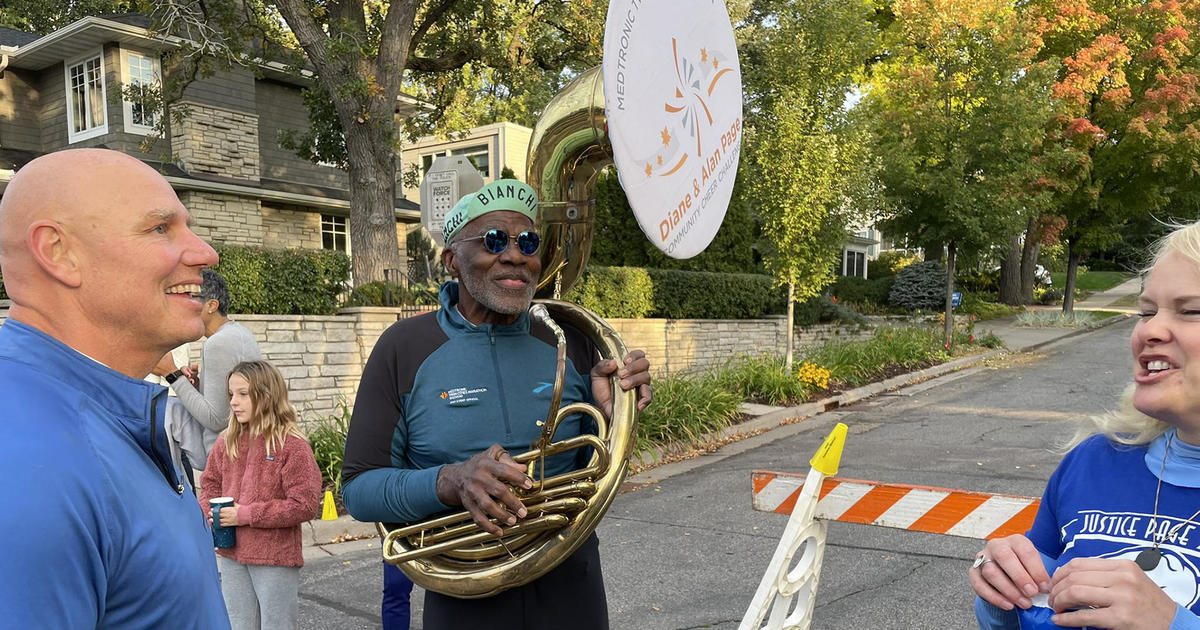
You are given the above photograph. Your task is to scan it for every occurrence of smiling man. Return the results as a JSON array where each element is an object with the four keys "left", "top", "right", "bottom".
[
  {"left": 0, "top": 149, "right": 230, "bottom": 628},
  {"left": 342, "top": 178, "right": 653, "bottom": 630}
]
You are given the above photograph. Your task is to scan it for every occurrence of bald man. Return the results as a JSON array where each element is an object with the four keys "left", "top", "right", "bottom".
[{"left": 0, "top": 149, "right": 231, "bottom": 628}]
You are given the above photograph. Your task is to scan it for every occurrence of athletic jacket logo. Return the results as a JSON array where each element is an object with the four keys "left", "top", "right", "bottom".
[
  {"left": 532, "top": 382, "right": 553, "bottom": 394},
  {"left": 442, "top": 386, "right": 488, "bottom": 406}
]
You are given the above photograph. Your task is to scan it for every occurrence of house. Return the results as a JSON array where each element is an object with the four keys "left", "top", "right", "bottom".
[
  {"left": 400, "top": 121, "right": 533, "bottom": 200},
  {"left": 0, "top": 14, "right": 426, "bottom": 260}
]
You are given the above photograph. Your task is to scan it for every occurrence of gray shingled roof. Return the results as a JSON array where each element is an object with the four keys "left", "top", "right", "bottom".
[{"left": 0, "top": 26, "right": 39, "bottom": 48}]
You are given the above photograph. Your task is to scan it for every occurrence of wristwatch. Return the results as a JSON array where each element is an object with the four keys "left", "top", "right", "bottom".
[{"left": 164, "top": 369, "right": 184, "bottom": 384}]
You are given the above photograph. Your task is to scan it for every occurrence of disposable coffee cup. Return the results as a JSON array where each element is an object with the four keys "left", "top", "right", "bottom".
[{"left": 210, "top": 497, "right": 236, "bottom": 549}]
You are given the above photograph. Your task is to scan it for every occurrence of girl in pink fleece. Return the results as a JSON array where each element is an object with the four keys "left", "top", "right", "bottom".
[{"left": 200, "top": 360, "right": 322, "bottom": 630}]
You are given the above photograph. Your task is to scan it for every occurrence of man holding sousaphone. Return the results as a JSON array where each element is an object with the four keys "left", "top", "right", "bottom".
[{"left": 341, "top": 178, "right": 652, "bottom": 630}]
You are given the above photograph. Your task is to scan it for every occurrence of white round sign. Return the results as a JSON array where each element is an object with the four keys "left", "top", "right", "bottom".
[{"left": 603, "top": 0, "right": 743, "bottom": 259}]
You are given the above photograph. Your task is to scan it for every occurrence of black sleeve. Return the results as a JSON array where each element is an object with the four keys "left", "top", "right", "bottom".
[{"left": 341, "top": 312, "right": 447, "bottom": 487}]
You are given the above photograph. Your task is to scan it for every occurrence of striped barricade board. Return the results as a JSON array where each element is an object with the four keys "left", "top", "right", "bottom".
[{"left": 751, "top": 470, "right": 1040, "bottom": 540}]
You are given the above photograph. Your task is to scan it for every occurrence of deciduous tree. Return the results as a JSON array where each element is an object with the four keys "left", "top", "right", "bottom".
[
  {"left": 865, "top": 0, "right": 1053, "bottom": 342},
  {"left": 1029, "top": 0, "right": 1200, "bottom": 314}
]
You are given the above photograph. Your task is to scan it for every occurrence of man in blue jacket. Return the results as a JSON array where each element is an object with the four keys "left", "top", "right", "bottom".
[
  {"left": 342, "top": 179, "right": 653, "bottom": 630},
  {"left": 0, "top": 149, "right": 231, "bottom": 629}
]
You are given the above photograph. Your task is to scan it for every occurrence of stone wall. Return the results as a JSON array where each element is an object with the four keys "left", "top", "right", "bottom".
[
  {"left": 0, "top": 300, "right": 875, "bottom": 428},
  {"left": 171, "top": 102, "right": 261, "bottom": 180}
]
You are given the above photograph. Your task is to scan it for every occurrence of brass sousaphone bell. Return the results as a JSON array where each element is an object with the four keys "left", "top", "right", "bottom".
[{"left": 376, "top": 67, "right": 639, "bottom": 599}]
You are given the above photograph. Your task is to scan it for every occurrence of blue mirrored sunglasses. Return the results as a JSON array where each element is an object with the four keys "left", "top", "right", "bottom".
[{"left": 460, "top": 229, "right": 541, "bottom": 256}]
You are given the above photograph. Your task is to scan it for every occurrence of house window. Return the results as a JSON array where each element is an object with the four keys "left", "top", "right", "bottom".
[
  {"left": 122, "top": 50, "right": 161, "bottom": 133},
  {"left": 450, "top": 144, "right": 490, "bottom": 178},
  {"left": 843, "top": 250, "right": 867, "bottom": 278},
  {"left": 66, "top": 52, "right": 107, "bottom": 142},
  {"left": 322, "top": 215, "right": 349, "bottom": 253}
]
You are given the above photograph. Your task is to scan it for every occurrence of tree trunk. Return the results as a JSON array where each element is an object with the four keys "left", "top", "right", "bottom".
[
  {"left": 944, "top": 241, "right": 956, "bottom": 348},
  {"left": 926, "top": 241, "right": 945, "bottom": 263},
  {"left": 785, "top": 276, "right": 795, "bottom": 372},
  {"left": 345, "top": 127, "right": 404, "bottom": 285},
  {"left": 998, "top": 233, "right": 1022, "bottom": 305},
  {"left": 1062, "top": 241, "right": 1081, "bottom": 318},
  {"left": 1019, "top": 217, "right": 1043, "bottom": 304}
]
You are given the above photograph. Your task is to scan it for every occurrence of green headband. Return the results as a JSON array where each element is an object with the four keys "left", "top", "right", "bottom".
[{"left": 443, "top": 179, "right": 539, "bottom": 244}]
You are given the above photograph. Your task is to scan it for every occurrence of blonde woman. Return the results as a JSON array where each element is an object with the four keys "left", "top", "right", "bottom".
[
  {"left": 970, "top": 222, "right": 1200, "bottom": 630},
  {"left": 200, "top": 361, "right": 322, "bottom": 630}
]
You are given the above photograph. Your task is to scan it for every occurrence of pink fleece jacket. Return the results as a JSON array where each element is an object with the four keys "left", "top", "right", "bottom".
[{"left": 199, "top": 431, "right": 322, "bottom": 567}]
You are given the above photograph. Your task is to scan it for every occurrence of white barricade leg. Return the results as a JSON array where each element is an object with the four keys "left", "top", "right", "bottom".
[{"left": 739, "top": 423, "right": 846, "bottom": 630}]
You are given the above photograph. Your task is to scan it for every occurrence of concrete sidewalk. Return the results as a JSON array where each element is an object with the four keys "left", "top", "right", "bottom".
[{"left": 302, "top": 276, "right": 1141, "bottom": 561}]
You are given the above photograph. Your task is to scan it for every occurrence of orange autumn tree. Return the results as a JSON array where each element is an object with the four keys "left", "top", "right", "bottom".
[{"left": 1032, "top": 0, "right": 1200, "bottom": 314}]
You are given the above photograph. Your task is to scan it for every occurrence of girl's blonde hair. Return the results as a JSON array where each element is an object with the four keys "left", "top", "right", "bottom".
[
  {"left": 1067, "top": 221, "right": 1200, "bottom": 448},
  {"left": 224, "top": 360, "right": 305, "bottom": 459}
]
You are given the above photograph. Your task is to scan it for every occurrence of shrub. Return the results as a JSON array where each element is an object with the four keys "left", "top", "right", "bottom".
[
  {"left": 634, "top": 372, "right": 742, "bottom": 454},
  {"left": 564, "top": 266, "right": 782, "bottom": 319},
  {"left": 956, "top": 269, "right": 999, "bottom": 293},
  {"left": 805, "top": 327, "right": 949, "bottom": 387},
  {"left": 214, "top": 244, "right": 351, "bottom": 315},
  {"left": 714, "top": 355, "right": 816, "bottom": 406},
  {"left": 958, "top": 292, "right": 1021, "bottom": 321},
  {"left": 888, "top": 260, "right": 947, "bottom": 310},
  {"left": 343, "top": 281, "right": 439, "bottom": 307},
  {"left": 829, "top": 276, "right": 894, "bottom": 309},
  {"left": 645, "top": 268, "right": 782, "bottom": 319},
  {"left": 308, "top": 399, "right": 350, "bottom": 495},
  {"left": 563, "top": 266, "right": 655, "bottom": 318},
  {"left": 0, "top": 270, "right": 6, "bottom": 300},
  {"left": 793, "top": 294, "right": 867, "bottom": 326},
  {"left": 869, "top": 251, "right": 922, "bottom": 278},
  {"left": 1034, "top": 286, "right": 1065, "bottom": 305}
]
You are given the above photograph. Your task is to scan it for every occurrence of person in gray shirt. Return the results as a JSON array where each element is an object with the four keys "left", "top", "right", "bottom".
[{"left": 154, "top": 269, "right": 263, "bottom": 465}]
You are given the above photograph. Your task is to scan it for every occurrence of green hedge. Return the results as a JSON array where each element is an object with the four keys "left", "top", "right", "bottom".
[
  {"left": 213, "top": 244, "right": 351, "bottom": 315},
  {"left": 563, "top": 266, "right": 783, "bottom": 319},
  {"left": 562, "top": 267, "right": 655, "bottom": 318},
  {"left": 342, "top": 280, "right": 440, "bottom": 308}
]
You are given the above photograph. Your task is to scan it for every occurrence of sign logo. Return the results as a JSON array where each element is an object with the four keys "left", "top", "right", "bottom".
[
  {"left": 533, "top": 382, "right": 553, "bottom": 394},
  {"left": 604, "top": 0, "right": 743, "bottom": 259}
]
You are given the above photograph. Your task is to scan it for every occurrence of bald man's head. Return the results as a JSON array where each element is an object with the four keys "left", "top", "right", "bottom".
[
  {"left": 0, "top": 148, "right": 219, "bottom": 376},
  {"left": 0, "top": 150, "right": 169, "bottom": 256}
]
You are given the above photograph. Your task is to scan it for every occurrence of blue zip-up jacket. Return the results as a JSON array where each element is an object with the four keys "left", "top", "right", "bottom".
[
  {"left": 342, "top": 282, "right": 598, "bottom": 524},
  {"left": 0, "top": 320, "right": 230, "bottom": 629}
]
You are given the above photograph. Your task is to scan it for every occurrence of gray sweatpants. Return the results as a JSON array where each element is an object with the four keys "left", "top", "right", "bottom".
[{"left": 219, "top": 557, "right": 300, "bottom": 630}]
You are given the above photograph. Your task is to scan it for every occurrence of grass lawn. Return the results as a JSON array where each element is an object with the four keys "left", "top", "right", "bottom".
[{"left": 1049, "top": 270, "right": 1133, "bottom": 292}]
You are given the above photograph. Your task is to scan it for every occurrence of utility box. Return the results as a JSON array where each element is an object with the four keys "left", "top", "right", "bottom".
[{"left": 420, "top": 156, "right": 485, "bottom": 247}]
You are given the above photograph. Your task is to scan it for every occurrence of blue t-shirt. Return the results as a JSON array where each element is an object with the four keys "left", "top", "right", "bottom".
[{"left": 978, "top": 432, "right": 1200, "bottom": 629}]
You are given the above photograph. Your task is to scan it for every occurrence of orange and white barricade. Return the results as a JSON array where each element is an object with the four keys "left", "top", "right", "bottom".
[{"left": 741, "top": 424, "right": 1040, "bottom": 629}]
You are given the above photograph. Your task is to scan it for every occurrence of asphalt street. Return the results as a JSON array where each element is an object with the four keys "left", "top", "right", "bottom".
[{"left": 298, "top": 318, "right": 1137, "bottom": 629}]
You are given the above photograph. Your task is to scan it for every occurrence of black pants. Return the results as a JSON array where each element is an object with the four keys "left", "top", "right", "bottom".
[{"left": 423, "top": 533, "right": 608, "bottom": 630}]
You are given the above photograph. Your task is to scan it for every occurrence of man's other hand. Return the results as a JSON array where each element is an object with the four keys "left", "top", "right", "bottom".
[
  {"left": 436, "top": 444, "right": 534, "bottom": 536},
  {"left": 591, "top": 349, "right": 653, "bottom": 418}
]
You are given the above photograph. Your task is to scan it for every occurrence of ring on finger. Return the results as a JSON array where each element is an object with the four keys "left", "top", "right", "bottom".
[
  {"left": 972, "top": 554, "right": 993, "bottom": 569},
  {"left": 493, "top": 449, "right": 509, "bottom": 461}
]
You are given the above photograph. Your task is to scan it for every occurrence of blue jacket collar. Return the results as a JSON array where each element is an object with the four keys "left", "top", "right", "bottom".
[
  {"left": 0, "top": 319, "right": 181, "bottom": 489},
  {"left": 438, "top": 281, "right": 531, "bottom": 336}
]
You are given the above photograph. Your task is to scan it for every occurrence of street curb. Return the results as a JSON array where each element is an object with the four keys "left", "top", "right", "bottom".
[{"left": 305, "top": 312, "right": 1133, "bottom": 551}]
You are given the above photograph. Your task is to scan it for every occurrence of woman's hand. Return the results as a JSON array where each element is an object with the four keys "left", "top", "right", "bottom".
[
  {"left": 217, "top": 503, "right": 241, "bottom": 527},
  {"left": 968, "top": 534, "right": 1052, "bottom": 610},
  {"left": 1047, "top": 557, "right": 1175, "bottom": 629}
]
